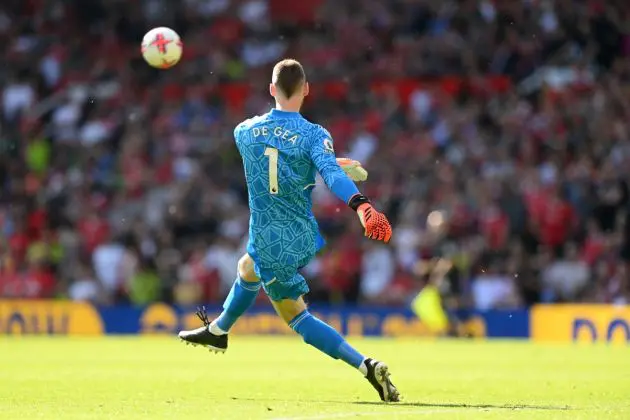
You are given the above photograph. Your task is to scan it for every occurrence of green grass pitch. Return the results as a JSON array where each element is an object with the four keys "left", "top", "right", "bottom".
[{"left": 1, "top": 336, "right": 628, "bottom": 419}]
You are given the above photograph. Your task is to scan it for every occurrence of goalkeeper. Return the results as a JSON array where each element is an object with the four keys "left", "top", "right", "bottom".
[{"left": 178, "top": 58, "right": 399, "bottom": 402}]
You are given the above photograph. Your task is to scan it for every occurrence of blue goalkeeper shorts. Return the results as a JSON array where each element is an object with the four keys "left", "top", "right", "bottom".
[
  {"left": 247, "top": 235, "right": 324, "bottom": 301},
  {"left": 255, "top": 257, "right": 312, "bottom": 301}
]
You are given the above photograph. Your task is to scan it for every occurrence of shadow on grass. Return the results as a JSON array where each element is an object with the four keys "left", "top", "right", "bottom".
[
  {"left": 349, "top": 401, "right": 571, "bottom": 410},
  {"left": 230, "top": 397, "right": 571, "bottom": 411}
]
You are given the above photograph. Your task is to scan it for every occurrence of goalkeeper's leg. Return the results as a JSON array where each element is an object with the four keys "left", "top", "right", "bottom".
[
  {"left": 270, "top": 294, "right": 400, "bottom": 402},
  {"left": 178, "top": 254, "right": 261, "bottom": 352}
]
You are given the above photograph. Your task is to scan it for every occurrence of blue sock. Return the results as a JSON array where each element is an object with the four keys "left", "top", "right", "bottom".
[
  {"left": 215, "top": 276, "right": 261, "bottom": 332},
  {"left": 289, "top": 310, "right": 365, "bottom": 369}
]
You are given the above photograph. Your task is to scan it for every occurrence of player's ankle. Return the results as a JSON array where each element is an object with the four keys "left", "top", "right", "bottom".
[
  {"left": 209, "top": 320, "right": 228, "bottom": 336},
  {"left": 358, "top": 358, "right": 369, "bottom": 376}
]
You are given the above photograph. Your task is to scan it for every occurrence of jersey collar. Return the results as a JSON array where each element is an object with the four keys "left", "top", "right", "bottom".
[{"left": 270, "top": 108, "right": 302, "bottom": 118}]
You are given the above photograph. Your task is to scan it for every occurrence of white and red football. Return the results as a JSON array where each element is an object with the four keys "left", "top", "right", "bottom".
[{"left": 141, "top": 27, "right": 183, "bottom": 69}]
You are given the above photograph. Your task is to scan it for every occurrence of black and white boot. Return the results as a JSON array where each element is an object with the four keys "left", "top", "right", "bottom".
[
  {"left": 364, "top": 358, "right": 400, "bottom": 402},
  {"left": 178, "top": 306, "right": 228, "bottom": 353}
]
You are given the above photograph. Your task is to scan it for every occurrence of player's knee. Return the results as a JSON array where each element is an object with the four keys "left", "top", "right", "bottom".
[
  {"left": 237, "top": 254, "right": 258, "bottom": 283},
  {"left": 282, "top": 307, "right": 304, "bottom": 325},
  {"left": 273, "top": 297, "right": 307, "bottom": 324}
]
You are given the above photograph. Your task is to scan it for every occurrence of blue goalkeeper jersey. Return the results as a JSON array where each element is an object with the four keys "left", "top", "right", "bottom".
[{"left": 234, "top": 108, "right": 359, "bottom": 276}]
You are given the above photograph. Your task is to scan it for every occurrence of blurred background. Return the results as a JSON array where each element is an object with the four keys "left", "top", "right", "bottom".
[{"left": 1, "top": 0, "right": 629, "bottom": 313}]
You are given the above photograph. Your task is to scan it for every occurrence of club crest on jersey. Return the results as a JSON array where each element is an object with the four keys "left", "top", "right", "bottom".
[{"left": 323, "top": 138, "right": 334, "bottom": 153}]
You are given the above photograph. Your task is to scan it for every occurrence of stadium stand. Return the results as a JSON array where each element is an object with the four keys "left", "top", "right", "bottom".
[{"left": 1, "top": 0, "right": 629, "bottom": 308}]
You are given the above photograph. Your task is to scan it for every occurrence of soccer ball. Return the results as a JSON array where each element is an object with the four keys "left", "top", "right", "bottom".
[{"left": 141, "top": 27, "right": 183, "bottom": 69}]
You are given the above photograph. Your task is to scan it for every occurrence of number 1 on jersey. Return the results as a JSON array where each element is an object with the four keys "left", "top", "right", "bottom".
[{"left": 264, "top": 147, "right": 279, "bottom": 194}]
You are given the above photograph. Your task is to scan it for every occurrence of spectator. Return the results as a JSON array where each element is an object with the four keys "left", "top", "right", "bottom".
[
  {"left": 472, "top": 262, "right": 521, "bottom": 311},
  {"left": 360, "top": 242, "right": 395, "bottom": 304},
  {"left": 92, "top": 238, "right": 125, "bottom": 295},
  {"left": 541, "top": 243, "right": 590, "bottom": 302},
  {"left": 2, "top": 75, "right": 35, "bottom": 122},
  {"left": 68, "top": 265, "right": 102, "bottom": 303},
  {"left": 128, "top": 259, "right": 161, "bottom": 305}
]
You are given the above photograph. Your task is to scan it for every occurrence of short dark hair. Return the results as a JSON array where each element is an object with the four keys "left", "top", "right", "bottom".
[{"left": 272, "top": 59, "right": 306, "bottom": 99}]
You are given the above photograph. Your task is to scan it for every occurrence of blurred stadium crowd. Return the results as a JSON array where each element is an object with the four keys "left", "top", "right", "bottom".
[{"left": 1, "top": 0, "right": 630, "bottom": 309}]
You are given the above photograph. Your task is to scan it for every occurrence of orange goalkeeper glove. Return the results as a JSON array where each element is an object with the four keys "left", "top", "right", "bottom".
[
  {"left": 348, "top": 194, "right": 392, "bottom": 243},
  {"left": 357, "top": 203, "right": 393, "bottom": 242}
]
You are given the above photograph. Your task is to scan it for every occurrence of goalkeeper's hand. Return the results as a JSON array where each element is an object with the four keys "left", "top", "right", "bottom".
[
  {"left": 351, "top": 199, "right": 392, "bottom": 243},
  {"left": 337, "top": 158, "right": 368, "bottom": 182},
  {"left": 357, "top": 203, "right": 392, "bottom": 243}
]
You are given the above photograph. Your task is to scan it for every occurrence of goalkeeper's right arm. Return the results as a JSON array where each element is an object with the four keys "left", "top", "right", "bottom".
[{"left": 309, "top": 129, "right": 392, "bottom": 243}]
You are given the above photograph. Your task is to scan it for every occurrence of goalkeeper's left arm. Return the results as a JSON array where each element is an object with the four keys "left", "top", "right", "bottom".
[
  {"left": 337, "top": 158, "right": 368, "bottom": 182},
  {"left": 309, "top": 130, "right": 392, "bottom": 243}
]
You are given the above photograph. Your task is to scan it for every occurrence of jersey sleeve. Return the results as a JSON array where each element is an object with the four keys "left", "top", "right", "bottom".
[{"left": 308, "top": 126, "right": 359, "bottom": 203}]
